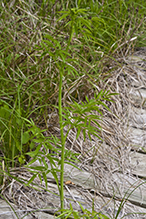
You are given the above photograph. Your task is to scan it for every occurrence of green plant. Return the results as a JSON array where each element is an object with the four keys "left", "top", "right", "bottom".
[
  {"left": 24, "top": 3, "right": 117, "bottom": 214},
  {"left": 55, "top": 179, "right": 146, "bottom": 219},
  {"left": 0, "top": 100, "right": 28, "bottom": 167},
  {"left": 25, "top": 118, "right": 79, "bottom": 189},
  {"left": 56, "top": 203, "right": 110, "bottom": 219},
  {"left": 0, "top": 0, "right": 146, "bottom": 218}
]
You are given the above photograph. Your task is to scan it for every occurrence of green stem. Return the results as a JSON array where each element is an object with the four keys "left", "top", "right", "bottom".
[
  {"left": 58, "top": 15, "right": 74, "bottom": 212},
  {"left": 59, "top": 68, "right": 65, "bottom": 210}
]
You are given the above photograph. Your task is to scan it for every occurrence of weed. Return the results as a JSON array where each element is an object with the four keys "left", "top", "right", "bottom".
[{"left": 0, "top": 0, "right": 146, "bottom": 218}]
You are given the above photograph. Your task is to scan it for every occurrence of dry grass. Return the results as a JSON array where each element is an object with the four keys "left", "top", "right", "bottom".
[
  {"left": 1, "top": 48, "right": 146, "bottom": 218},
  {"left": 1, "top": 0, "right": 146, "bottom": 218}
]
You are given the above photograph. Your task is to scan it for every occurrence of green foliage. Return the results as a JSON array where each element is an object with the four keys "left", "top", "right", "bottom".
[
  {"left": 63, "top": 90, "right": 117, "bottom": 141},
  {"left": 56, "top": 203, "right": 110, "bottom": 219},
  {"left": 0, "top": 101, "right": 27, "bottom": 167},
  {"left": 25, "top": 127, "right": 79, "bottom": 190},
  {"left": 0, "top": 0, "right": 146, "bottom": 218}
]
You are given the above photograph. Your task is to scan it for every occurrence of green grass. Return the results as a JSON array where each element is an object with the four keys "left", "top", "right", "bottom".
[{"left": 0, "top": 0, "right": 146, "bottom": 218}]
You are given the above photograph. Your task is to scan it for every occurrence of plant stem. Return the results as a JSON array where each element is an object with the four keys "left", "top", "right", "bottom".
[
  {"left": 59, "top": 67, "right": 65, "bottom": 210},
  {"left": 58, "top": 13, "right": 75, "bottom": 212}
]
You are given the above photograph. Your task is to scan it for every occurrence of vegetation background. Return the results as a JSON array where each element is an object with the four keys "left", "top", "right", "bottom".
[{"left": 0, "top": 0, "right": 146, "bottom": 218}]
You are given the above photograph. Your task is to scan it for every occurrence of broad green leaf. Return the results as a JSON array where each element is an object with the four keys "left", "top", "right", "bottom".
[
  {"left": 26, "top": 144, "right": 41, "bottom": 157},
  {"left": 72, "top": 211, "right": 79, "bottom": 218},
  {"left": 15, "top": 141, "right": 21, "bottom": 151},
  {"left": 16, "top": 117, "right": 22, "bottom": 126},
  {"left": 22, "top": 132, "right": 30, "bottom": 144},
  {"left": 30, "top": 141, "right": 35, "bottom": 150}
]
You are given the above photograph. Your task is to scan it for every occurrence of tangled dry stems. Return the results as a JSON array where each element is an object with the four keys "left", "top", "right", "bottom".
[{"left": 1, "top": 1, "right": 146, "bottom": 218}]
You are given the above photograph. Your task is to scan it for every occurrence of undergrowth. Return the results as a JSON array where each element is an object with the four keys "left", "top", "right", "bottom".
[{"left": 0, "top": 0, "right": 146, "bottom": 218}]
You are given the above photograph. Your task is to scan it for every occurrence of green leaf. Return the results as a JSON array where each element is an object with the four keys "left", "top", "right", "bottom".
[
  {"left": 22, "top": 132, "right": 30, "bottom": 144},
  {"left": 29, "top": 166, "right": 46, "bottom": 171},
  {"left": 46, "top": 154, "right": 57, "bottom": 167},
  {"left": 33, "top": 137, "right": 44, "bottom": 143},
  {"left": 79, "top": 202, "right": 85, "bottom": 213},
  {"left": 96, "top": 89, "right": 103, "bottom": 99},
  {"left": 87, "top": 132, "right": 92, "bottom": 141},
  {"left": 25, "top": 157, "right": 37, "bottom": 167},
  {"left": 43, "top": 40, "right": 53, "bottom": 47},
  {"left": 64, "top": 162, "right": 81, "bottom": 170},
  {"left": 16, "top": 117, "right": 22, "bottom": 126},
  {"left": 76, "top": 127, "right": 81, "bottom": 139},
  {"left": 41, "top": 157, "right": 48, "bottom": 169},
  {"left": 83, "top": 129, "right": 86, "bottom": 141},
  {"left": 57, "top": 13, "right": 69, "bottom": 22},
  {"left": 44, "top": 34, "right": 61, "bottom": 48},
  {"left": 26, "top": 173, "right": 37, "bottom": 186},
  {"left": 72, "top": 211, "right": 79, "bottom": 219},
  {"left": 18, "top": 155, "right": 25, "bottom": 165},
  {"left": 42, "top": 172, "right": 48, "bottom": 189},
  {"left": 26, "top": 144, "right": 41, "bottom": 157},
  {"left": 38, "top": 173, "right": 42, "bottom": 184},
  {"left": 30, "top": 141, "right": 35, "bottom": 150},
  {"left": 51, "top": 170, "right": 59, "bottom": 190},
  {"left": 98, "top": 213, "right": 110, "bottom": 219}
]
